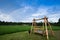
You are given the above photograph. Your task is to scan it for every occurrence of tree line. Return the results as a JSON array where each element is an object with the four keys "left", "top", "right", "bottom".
[{"left": 0, "top": 18, "right": 60, "bottom": 26}]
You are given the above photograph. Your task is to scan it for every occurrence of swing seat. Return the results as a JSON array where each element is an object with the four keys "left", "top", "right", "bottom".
[
  {"left": 33, "top": 28, "right": 44, "bottom": 34},
  {"left": 34, "top": 30, "right": 43, "bottom": 34},
  {"left": 34, "top": 27, "right": 44, "bottom": 30}
]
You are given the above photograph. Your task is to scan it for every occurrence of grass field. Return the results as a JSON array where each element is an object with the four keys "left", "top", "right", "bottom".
[
  {"left": 0, "top": 25, "right": 31, "bottom": 35},
  {"left": 0, "top": 31, "right": 60, "bottom": 40},
  {"left": 0, "top": 25, "right": 60, "bottom": 35},
  {"left": 0, "top": 25, "right": 60, "bottom": 40}
]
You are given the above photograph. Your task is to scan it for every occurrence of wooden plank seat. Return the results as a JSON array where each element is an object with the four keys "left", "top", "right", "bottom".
[{"left": 33, "top": 27, "right": 44, "bottom": 34}]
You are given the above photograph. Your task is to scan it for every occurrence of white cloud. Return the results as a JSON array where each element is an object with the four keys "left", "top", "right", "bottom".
[
  {"left": 0, "top": 6, "right": 60, "bottom": 22},
  {"left": 0, "top": 11, "right": 14, "bottom": 22},
  {"left": 32, "top": 13, "right": 41, "bottom": 16},
  {"left": 30, "top": 6, "right": 60, "bottom": 22},
  {"left": 46, "top": 6, "right": 60, "bottom": 22},
  {"left": 0, "top": 6, "right": 34, "bottom": 22},
  {"left": 0, "top": 14, "right": 14, "bottom": 22},
  {"left": 48, "top": 13, "right": 60, "bottom": 22},
  {"left": 10, "top": 6, "right": 33, "bottom": 14},
  {"left": 9, "top": 6, "right": 35, "bottom": 22},
  {"left": 32, "top": 7, "right": 48, "bottom": 17}
]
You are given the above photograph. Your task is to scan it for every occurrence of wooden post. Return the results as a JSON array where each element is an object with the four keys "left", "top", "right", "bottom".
[
  {"left": 42, "top": 22, "right": 45, "bottom": 36},
  {"left": 44, "top": 16, "right": 49, "bottom": 40},
  {"left": 47, "top": 21, "right": 54, "bottom": 36},
  {"left": 30, "top": 21, "right": 33, "bottom": 34},
  {"left": 31, "top": 19, "right": 36, "bottom": 34}
]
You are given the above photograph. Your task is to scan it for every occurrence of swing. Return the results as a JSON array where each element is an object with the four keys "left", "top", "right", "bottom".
[
  {"left": 30, "top": 16, "right": 54, "bottom": 40},
  {"left": 32, "top": 19, "right": 44, "bottom": 34}
]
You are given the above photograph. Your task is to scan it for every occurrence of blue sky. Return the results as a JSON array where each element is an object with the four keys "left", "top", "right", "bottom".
[{"left": 0, "top": 0, "right": 60, "bottom": 22}]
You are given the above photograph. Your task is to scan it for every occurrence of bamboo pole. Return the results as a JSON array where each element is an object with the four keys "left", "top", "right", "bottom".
[
  {"left": 42, "top": 22, "right": 45, "bottom": 36},
  {"left": 47, "top": 21, "right": 54, "bottom": 36},
  {"left": 30, "top": 21, "right": 33, "bottom": 34},
  {"left": 44, "top": 17, "right": 49, "bottom": 40},
  {"left": 32, "top": 19, "right": 36, "bottom": 32}
]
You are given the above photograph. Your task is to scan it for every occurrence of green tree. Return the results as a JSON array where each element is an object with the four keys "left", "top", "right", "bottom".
[{"left": 58, "top": 18, "right": 60, "bottom": 23}]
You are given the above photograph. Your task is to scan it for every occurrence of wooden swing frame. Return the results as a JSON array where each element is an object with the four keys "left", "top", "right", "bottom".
[{"left": 30, "top": 16, "right": 54, "bottom": 40}]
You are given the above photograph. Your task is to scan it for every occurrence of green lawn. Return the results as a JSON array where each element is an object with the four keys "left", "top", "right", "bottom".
[
  {"left": 0, "top": 31, "right": 60, "bottom": 40},
  {"left": 0, "top": 25, "right": 60, "bottom": 35},
  {"left": 51, "top": 26, "right": 60, "bottom": 30},
  {"left": 0, "top": 25, "right": 60, "bottom": 40},
  {"left": 0, "top": 25, "right": 31, "bottom": 35}
]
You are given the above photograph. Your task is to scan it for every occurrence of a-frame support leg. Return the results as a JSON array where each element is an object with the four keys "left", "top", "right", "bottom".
[
  {"left": 47, "top": 22, "right": 54, "bottom": 36},
  {"left": 44, "top": 17, "right": 49, "bottom": 40}
]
